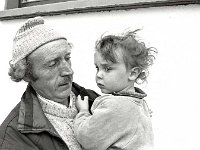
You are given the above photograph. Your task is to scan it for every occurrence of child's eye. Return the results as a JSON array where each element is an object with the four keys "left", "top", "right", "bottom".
[
  {"left": 95, "top": 65, "right": 99, "bottom": 71},
  {"left": 105, "top": 67, "right": 112, "bottom": 72}
]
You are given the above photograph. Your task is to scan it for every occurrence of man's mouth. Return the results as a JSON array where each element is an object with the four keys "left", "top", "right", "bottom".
[
  {"left": 59, "top": 81, "right": 71, "bottom": 87},
  {"left": 59, "top": 76, "right": 73, "bottom": 87},
  {"left": 59, "top": 82, "right": 68, "bottom": 86}
]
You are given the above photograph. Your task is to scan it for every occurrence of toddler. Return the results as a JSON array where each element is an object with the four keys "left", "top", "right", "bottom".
[{"left": 74, "top": 30, "right": 157, "bottom": 150}]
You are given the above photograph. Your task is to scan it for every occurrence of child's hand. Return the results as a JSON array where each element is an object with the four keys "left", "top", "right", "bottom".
[{"left": 75, "top": 95, "right": 89, "bottom": 112}]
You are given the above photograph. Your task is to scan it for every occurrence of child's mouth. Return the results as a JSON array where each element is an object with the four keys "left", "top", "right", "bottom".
[{"left": 97, "top": 83, "right": 104, "bottom": 88}]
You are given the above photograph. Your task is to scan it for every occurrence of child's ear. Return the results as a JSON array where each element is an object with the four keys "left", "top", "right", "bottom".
[{"left": 128, "top": 67, "right": 141, "bottom": 81}]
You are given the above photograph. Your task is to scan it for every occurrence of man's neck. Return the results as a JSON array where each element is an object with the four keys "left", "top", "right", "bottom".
[{"left": 36, "top": 93, "right": 70, "bottom": 107}]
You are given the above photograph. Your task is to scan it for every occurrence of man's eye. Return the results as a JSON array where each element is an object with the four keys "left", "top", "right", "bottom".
[
  {"left": 65, "top": 56, "right": 71, "bottom": 61},
  {"left": 48, "top": 61, "right": 57, "bottom": 67}
]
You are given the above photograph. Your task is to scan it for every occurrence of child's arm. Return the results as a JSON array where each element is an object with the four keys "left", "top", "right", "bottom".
[{"left": 74, "top": 95, "right": 137, "bottom": 150}]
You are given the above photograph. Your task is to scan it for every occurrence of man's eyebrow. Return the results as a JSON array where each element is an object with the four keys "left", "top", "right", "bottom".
[
  {"left": 65, "top": 52, "right": 71, "bottom": 56},
  {"left": 45, "top": 55, "right": 59, "bottom": 61},
  {"left": 43, "top": 57, "right": 60, "bottom": 66}
]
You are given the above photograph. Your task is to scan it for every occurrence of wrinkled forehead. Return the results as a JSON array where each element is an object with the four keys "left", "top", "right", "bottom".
[{"left": 29, "top": 39, "right": 71, "bottom": 60}]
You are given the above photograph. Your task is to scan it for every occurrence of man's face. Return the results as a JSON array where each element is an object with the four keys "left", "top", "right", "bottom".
[{"left": 28, "top": 39, "right": 74, "bottom": 105}]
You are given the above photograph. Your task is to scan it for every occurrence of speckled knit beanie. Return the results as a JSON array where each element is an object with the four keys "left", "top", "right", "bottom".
[{"left": 10, "top": 16, "right": 66, "bottom": 65}]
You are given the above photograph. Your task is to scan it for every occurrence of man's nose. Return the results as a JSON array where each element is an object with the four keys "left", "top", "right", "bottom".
[{"left": 60, "top": 61, "right": 74, "bottom": 76}]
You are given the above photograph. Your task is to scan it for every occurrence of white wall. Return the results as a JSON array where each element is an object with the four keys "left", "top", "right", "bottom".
[{"left": 0, "top": 1, "right": 200, "bottom": 150}]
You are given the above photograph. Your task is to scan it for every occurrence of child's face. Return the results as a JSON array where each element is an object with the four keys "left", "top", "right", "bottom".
[{"left": 94, "top": 48, "right": 132, "bottom": 94}]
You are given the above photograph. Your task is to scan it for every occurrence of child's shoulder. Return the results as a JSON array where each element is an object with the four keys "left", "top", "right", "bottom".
[
  {"left": 93, "top": 94, "right": 140, "bottom": 109},
  {"left": 93, "top": 94, "right": 114, "bottom": 105},
  {"left": 91, "top": 95, "right": 144, "bottom": 119}
]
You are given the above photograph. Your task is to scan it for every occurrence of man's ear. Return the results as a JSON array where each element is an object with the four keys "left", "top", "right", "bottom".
[
  {"left": 128, "top": 67, "right": 141, "bottom": 81},
  {"left": 23, "top": 76, "right": 31, "bottom": 82}
]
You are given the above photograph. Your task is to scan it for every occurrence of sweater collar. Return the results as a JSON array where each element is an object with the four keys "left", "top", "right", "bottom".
[
  {"left": 17, "top": 82, "right": 99, "bottom": 134},
  {"left": 37, "top": 92, "right": 77, "bottom": 119},
  {"left": 112, "top": 85, "right": 147, "bottom": 99},
  {"left": 112, "top": 85, "right": 153, "bottom": 116}
]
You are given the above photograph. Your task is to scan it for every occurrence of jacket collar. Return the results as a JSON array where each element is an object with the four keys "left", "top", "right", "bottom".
[
  {"left": 17, "top": 84, "right": 59, "bottom": 136},
  {"left": 17, "top": 82, "right": 99, "bottom": 134}
]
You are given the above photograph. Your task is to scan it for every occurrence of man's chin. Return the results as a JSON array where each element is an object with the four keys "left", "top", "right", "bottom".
[
  {"left": 54, "top": 92, "right": 71, "bottom": 103},
  {"left": 60, "top": 88, "right": 71, "bottom": 97}
]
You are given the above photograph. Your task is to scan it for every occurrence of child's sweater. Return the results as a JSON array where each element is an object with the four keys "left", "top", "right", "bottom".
[{"left": 74, "top": 85, "right": 153, "bottom": 150}]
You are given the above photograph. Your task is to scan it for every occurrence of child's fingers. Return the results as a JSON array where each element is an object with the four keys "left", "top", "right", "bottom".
[
  {"left": 77, "top": 95, "right": 82, "bottom": 101},
  {"left": 76, "top": 95, "right": 88, "bottom": 105},
  {"left": 83, "top": 96, "right": 89, "bottom": 110},
  {"left": 85, "top": 96, "right": 88, "bottom": 101},
  {"left": 77, "top": 95, "right": 88, "bottom": 101},
  {"left": 75, "top": 95, "right": 89, "bottom": 111},
  {"left": 76, "top": 95, "right": 84, "bottom": 104},
  {"left": 84, "top": 96, "right": 88, "bottom": 100},
  {"left": 84, "top": 96, "right": 89, "bottom": 104}
]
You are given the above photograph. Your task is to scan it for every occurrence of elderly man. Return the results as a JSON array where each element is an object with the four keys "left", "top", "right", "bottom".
[{"left": 0, "top": 17, "right": 99, "bottom": 150}]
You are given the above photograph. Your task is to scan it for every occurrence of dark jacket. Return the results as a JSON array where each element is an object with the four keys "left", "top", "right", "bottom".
[{"left": 0, "top": 82, "right": 99, "bottom": 150}]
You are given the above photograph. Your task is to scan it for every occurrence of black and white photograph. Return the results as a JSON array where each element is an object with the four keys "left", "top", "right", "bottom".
[{"left": 0, "top": 0, "right": 199, "bottom": 150}]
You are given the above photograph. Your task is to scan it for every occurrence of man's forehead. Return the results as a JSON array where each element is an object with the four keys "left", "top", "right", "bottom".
[
  {"left": 44, "top": 50, "right": 71, "bottom": 60},
  {"left": 29, "top": 39, "right": 71, "bottom": 62},
  {"left": 29, "top": 40, "right": 71, "bottom": 65}
]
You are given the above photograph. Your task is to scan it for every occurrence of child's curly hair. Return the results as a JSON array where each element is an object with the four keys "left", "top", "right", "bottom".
[{"left": 95, "top": 29, "right": 157, "bottom": 84}]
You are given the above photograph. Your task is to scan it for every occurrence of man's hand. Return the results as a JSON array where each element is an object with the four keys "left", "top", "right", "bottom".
[{"left": 75, "top": 95, "right": 89, "bottom": 112}]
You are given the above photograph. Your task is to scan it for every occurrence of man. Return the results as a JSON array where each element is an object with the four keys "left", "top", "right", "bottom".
[{"left": 0, "top": 16, "right": 99, "bottom": 150}]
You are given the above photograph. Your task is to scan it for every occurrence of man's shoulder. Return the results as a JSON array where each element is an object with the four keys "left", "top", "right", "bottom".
[
  {"left": 72, "top": 82, "right": 100, "bottom": 110},
  {"left": 72, "top": 82, "right": 100, "bottom": 100},
  {"left": 0, "top": 103, "right": 20, "bottom": 125},
  {"left": 0, "top": 103, "right": 20, "bottom": 139}
]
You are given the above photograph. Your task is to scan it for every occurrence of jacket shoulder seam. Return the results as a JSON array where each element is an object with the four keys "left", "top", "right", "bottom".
[{"left": 0, "top": 114, "right": 18, "bottom": 148}]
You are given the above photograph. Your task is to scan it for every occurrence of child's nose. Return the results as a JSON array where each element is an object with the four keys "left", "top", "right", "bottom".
[{"left": 96, "top": 70, "right": 103, "bottom": 79}]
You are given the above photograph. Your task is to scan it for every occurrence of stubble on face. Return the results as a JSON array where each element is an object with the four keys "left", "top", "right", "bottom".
[{"left": 27, "top": 39, "right": 74, "bottom": 105}]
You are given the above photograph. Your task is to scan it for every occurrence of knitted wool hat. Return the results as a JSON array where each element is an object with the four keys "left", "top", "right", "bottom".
[{"left": 10, "top": 16, "right": 67, "bottom": 65}]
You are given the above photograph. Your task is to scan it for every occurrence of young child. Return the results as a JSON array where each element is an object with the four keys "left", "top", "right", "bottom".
[{"left": 74, "top": 30, "right": 157, "bottom": 150}]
